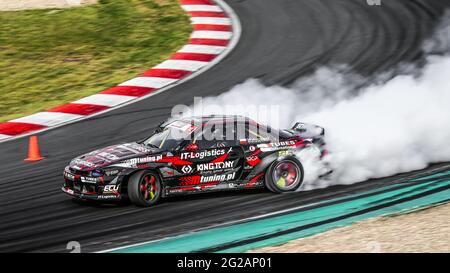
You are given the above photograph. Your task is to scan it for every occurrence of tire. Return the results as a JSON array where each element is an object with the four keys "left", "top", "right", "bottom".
[
  {"left": 128, "top": 170, "right": 162, "bottom": 207},
  {"left": 265, "top": 156, "right": 304, "bottom": 193}
]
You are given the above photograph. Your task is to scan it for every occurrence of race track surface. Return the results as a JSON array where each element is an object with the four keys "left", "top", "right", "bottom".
[{"left": 1, "top": 0, "right": 450, "bottom": 252}]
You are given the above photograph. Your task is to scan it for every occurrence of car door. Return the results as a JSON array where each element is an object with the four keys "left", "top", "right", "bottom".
[{"left": 178, "top": 122, "right": 245, "bottom": 186}]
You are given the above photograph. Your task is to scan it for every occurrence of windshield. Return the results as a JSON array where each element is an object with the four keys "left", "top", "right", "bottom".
[{"left": 143, "top": 121, "right": 197, "bottom": 150}]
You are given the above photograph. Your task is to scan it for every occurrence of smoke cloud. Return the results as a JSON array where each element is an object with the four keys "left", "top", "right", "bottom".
[{"left": 188, "top": 11, "right": 450, "bottom": 189}]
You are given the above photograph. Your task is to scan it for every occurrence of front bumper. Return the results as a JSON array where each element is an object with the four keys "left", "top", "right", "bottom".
[
  {"left": 61, "top": 186, "right": 122, "bottom": 201},
  {"left": 62, "top": 165, "right": 124, "bottom": 201}
]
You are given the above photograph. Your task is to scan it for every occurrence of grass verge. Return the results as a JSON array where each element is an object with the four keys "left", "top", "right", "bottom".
[{"left": 0, "top": 0, "right": 192, "bottom": 122}]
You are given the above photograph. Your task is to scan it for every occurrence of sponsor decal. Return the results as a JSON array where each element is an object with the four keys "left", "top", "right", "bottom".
[
  {"left": 73, "top": 158, "right": 95, "bottom": 168},
  {"left": 257, "top": 140, "right": 298, "bottom": 152},
  {"left": 246, "top": 156, "right": 260, "bottom": 167},
  {"left": 240, "top": 138, "right": 271, "bottom": 145},
  {"left": 181, "top": 165, "right": 194, "bottom": 174},
  {"left": 180, "top": 149, "right": 225, "bottom": 160},
  {"left": 125, "top": 154, "right": 163, "bottom": 165},
  {"left": 179, "top": 172, "right": 237, "bottom": 185},
  {"left": 249, "top": 146, "right": 256, "bottom": 152},
  {"left": 278, "top": 150, "right": 293, "bottom": 157},
  {"left": 105, "top": 170, "right": 120, "bottom": 176},
  {"left": 200, "top": 172, "right": 236, "bottom": 183},
  {"left": 137, "top": 163, "right": 150, "bottom": 169},
  {"left": 197, "top": 161, "right": 234, "bottom": 171},
  {"left": 81, "top": 176, "right": 100, "bottom": 184},
  {"left": 168, "top": 189, "right": 183, "bottom": 194},
  {"left": 257, "top": 140, "right": 296, "bottom": 148},
  {"left": 97, "top": 195, "right": 119, "bottom": 199},
  {"left": 103, "top": 185, "right": 120, "bottom": 194}
]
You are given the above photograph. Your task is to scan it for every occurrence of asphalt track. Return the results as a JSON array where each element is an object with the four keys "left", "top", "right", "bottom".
[{"left": 1, "top": 0, "right": 450, "bottom": 252}]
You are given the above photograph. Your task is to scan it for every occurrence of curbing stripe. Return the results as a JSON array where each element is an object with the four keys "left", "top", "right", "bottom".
[
  {"left": 189, "top": 38, "right": 229, "bottom": 46},
  {"left": 48, "top": 103, "right": 110, "bottom": 116},
  {"left": 180, "top": 0, "right": 215, "bottom": 5},
  {"left": 171, "top": 52, "right": 217, "bottom": 62},
  {"left": 100, "top": 86, "right": 155, "bottom": 97},
  {"left": 191, "top": 17, "right": 231, "bottom": 25},
  {"left": 182, "top": 5, "right": 223, "bottom": 12},
  {"left": 0, "top": 0, "right": 240, "bottom": 142},
  {"left": 0, "top": 122, "right": 47, "bottom": 136},
  {"left": 140, "top": 69, "right": 192, "bottom": 79},
  {"left": 74, "top": 94, "right": 136, "bottom": 107},
  {"left": 119, "top": 77, "right": 178, "bottom": 89},
  {"left": 193, "top": 24, "right": 231, "bottom": 31},
  {"left": 154, "top": 59, "right": 209, "bottom": 71},
  {"left": 188, "top": 11, "right": 226, "bottom": 17},
  {"left": 11, "top": 112, "right": 84, "bottom": 127},
  {"left": 190, "top": 30, "right": 232, "bottom": 39},
  {"left": 178, "top": 44, "right": 226, "bottom": 54}
]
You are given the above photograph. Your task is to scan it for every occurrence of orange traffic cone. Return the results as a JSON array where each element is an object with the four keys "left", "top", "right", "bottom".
[{"left": 25, "top": 136, "right": 45, "bottom": 162}]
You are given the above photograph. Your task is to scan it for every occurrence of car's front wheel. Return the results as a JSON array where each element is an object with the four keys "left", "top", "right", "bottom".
[
  {"left": 265, "top": 157, "right": 304, "bottom": 193},
  {"left": 128, "top": 170, "right": 162, "bottom": 207}
]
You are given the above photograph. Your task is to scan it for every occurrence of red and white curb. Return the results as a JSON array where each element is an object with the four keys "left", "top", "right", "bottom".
[{"left": 0, "top": 0, "right": 241, "bottom": 143}]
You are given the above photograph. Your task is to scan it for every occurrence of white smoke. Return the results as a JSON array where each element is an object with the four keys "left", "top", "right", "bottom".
[{"left": 187, "top": 11, "right": 450, "bottom": 189}]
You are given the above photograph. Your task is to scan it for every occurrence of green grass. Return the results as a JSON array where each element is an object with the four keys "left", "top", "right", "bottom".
[{"left": 0, "top": 0, "right": 192, "bottom": 122}]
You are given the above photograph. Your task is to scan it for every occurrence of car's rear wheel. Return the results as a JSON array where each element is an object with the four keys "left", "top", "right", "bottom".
[
  {"left": 128, "top": 170, "right": 162, "bottom": 207},
  {"left": 265, "top": 157, "right": 304, "bottom": 193}
]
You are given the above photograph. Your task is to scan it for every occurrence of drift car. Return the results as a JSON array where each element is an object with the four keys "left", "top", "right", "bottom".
[{"left": 62, "top": 115, "right": 329, "bottom": 207}]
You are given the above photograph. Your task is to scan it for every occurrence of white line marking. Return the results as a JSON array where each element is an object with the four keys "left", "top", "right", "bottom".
[
  {"left": 182, "top": 5, "right": 223, "bottom": 12},
  {"left": 191, "top": 30, "right": 232, "bottom": 40},
  {"left": 154, "top": 60, "right": 209, "bottom": 71},
  {"left": 74, "top": 94, "right": 136, "bottom": 107},
  {"left": 119, "top": 77, "right": 177, "bottom": 89},
  {"left": 190, "top": 17, "right": 231, "bottom": 25},
  {"left": 178, "top": 44, "right": 225, "bottom": 55},
  {"left": 11, "top": 112, "right": 83, "bottom": 127}
]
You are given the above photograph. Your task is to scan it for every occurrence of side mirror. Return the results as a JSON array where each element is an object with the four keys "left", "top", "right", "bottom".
[{"left": 185, "top": 143, "right": 199, "bottom": 152}]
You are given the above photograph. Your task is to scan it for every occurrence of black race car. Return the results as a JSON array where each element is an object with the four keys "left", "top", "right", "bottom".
[{"left": 62, "top": 115, "right": 329, "bottom": 206}]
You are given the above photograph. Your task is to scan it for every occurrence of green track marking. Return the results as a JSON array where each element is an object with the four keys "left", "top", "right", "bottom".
[
  {"left": 111, "top": 174, "right": 450, "bottom": 253},
  {"left": 220, "top": 189, "right": 450, "bottom": 252}
]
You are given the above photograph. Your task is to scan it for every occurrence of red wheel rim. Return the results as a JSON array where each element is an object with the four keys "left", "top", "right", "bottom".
[
  {"left": 272, "top": 160, "right": 301, "bottom": 190},
  {"left": 140, "top": 174, "right": 157, "bottom": 201}
]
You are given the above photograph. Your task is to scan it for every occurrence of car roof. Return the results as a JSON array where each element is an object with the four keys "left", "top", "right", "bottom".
[{"left": 178, "top": 115, "right": 258, "bottom": 125}]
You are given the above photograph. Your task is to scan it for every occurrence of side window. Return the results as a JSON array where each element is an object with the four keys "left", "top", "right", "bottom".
[{"left": 194, "top": 123, "right": 236, "bottom": 149}]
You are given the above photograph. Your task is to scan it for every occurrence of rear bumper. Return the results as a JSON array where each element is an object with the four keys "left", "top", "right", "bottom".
[{"left": 61, "top": 186, "right": 122, "bottom": 201}]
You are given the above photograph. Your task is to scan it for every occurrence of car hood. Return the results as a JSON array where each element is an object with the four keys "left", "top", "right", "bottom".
[{"left": 69, "top": 142, "right": 160, "bottom": 171}]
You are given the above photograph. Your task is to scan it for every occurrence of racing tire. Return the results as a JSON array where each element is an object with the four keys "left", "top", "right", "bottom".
[
  {"left": 128, "top": 170, "right": 162, "bottom": 207},
  {"left": 265, "top": 157, "right": 304, "bottom": 193}
]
